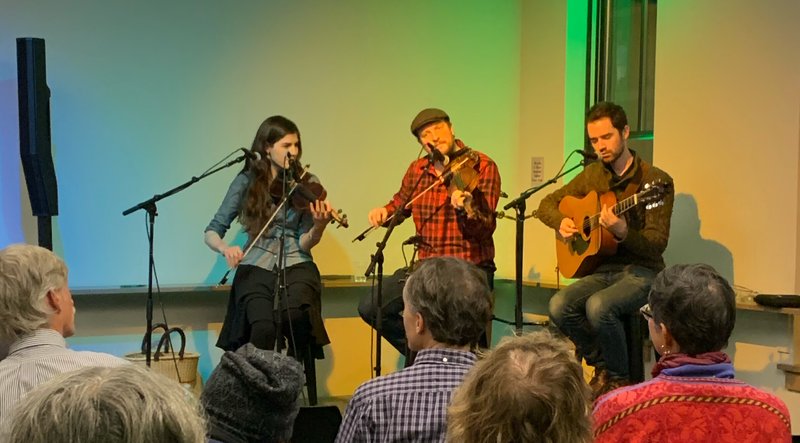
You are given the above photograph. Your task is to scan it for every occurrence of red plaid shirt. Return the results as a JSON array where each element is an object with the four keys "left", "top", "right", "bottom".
[{"left": 384, "top": 141, "right": 500, "bottom": 267}]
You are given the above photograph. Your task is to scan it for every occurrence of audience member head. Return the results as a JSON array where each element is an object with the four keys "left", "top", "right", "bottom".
[
  {"left": 201, "top": 343, "right": 305, "bottom": 443},
  {"left": 0, "top": 244, "right": 74, "bottom": 341},
  {"left": 402, "top": 257, "right": 493, "bottom": 351},
  {"left": 447, "top": 330, "right": 592, "bottom": 443},
  {"left": 646, "top": 263, "right": 736, "bottom": 356},
  {"left": 8, "top": 364, "right": 206, "bottom": 443}
]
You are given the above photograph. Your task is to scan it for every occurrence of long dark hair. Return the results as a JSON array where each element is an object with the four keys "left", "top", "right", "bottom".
[{"left": 240, "top": 115, "right": 303, "bottom": 238}]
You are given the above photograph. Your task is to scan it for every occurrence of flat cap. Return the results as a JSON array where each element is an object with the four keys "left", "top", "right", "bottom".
[{"left": 410, "top": 108, "right": 450, "bottom": 137}]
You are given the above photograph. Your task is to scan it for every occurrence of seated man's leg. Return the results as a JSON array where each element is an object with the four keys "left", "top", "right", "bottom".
[
  {"left": 548, "top": 273, "right": 609, "bottom": 367},
  {"left": 585, "top": 265, "right": 655, "bottom": 381},
  {"left": 357, "top": 268, "right": 408, "bottom": 353}
]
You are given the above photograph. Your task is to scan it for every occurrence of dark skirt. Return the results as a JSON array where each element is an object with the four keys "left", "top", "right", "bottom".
[{"left": 216, "top": 261, "right": 330, "bottom": 359}]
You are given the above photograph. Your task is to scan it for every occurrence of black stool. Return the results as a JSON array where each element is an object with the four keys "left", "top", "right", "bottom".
[
  {"left": 622, "top": 311, "right": 649, "bottom": 383},
  {"left": 301, "top": 343, "right": 318, "bottom": 406}
]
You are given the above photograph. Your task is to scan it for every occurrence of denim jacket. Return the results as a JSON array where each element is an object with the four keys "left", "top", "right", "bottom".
[{"left": 205, "top": 171, "right": 316, "bottom": 270}]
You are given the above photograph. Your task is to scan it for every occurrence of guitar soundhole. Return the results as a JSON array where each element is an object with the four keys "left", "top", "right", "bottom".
[{"left": 582, "top": 217, "right": 592, "bottom": 237}]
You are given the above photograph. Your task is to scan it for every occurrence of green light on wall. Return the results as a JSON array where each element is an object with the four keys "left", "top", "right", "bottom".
[{"left": 564, "top": 0, "right": 593, "bottom": 182}]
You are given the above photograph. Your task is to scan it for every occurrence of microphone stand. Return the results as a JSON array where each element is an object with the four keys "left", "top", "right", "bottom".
[
  {"left": 500, "top": 159, "right": 588, "bottom": 333},
  {"left": 363, "top": 159, "right": 430, "bottom": 377},
  {"left": 122, "top": 151, "right": 250, "bottom": 367},
  {"left": 274, "top": 162, "right": 298, "bottom": 359}
]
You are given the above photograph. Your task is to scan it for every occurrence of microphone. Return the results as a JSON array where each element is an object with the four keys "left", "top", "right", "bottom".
[
  {"left": 574, "top": 149, "right": 598, "bottom": 161},
  {"left": 402, "top": 235, "right": 431, "bottom": 247},
  {"left": 426, "top": 143, "right": 447, "bottom": 165},
  {"left": 240, "top": 148, "right": 260, "bottom": 161},
  {"left": 402, "top": 235, "right": 423, "bottom": 246}
]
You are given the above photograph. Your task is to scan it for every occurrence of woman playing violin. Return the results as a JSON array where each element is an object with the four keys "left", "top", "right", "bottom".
[{"left": 204, "top": 115, "right": 332, "bottom": 358}]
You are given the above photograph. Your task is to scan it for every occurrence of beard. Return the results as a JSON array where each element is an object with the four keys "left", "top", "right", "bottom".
[{"left": 601, "top": 145, "right": 625, "bottom": 164}]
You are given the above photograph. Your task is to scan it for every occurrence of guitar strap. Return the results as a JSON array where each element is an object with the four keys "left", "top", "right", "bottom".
[{"left": 621, "top": 159, "right": 650, "bottom": 200}]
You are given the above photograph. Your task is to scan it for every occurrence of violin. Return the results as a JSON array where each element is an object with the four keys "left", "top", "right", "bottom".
[
  {"left": 439, "top": 149, "right": 481, "bottom": 194},
  {"left": 352, "top": 148, "right": 482, "bottom": 242},
  {"left": 269, "top": 161, "right": 349, "bottom": 228}
]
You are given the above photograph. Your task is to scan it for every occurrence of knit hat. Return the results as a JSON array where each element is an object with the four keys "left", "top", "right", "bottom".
[
  {"left": 201, "top": 343, "right": 305, "bottom": 443},
  {"left": 410, "top": 108, "right": 450, "bottom": 137}
]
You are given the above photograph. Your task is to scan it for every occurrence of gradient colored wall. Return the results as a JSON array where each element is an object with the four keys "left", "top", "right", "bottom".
[
  {"left": 0, "top": 0, "right": 524, "bottom": 287},
  {"left": 5, "top": 0, "right": 800, "bottom": 429},
  {"left": 656, "top": 0, "right": 800, "bottom": 293},
  {"left": 655, "top": 0, "right": 800, "bottom": 430}
]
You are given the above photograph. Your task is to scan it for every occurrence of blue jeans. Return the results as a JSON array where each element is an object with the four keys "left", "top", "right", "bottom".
[{"left": 548, "top": 265, "right": 655, "bottom": 379}]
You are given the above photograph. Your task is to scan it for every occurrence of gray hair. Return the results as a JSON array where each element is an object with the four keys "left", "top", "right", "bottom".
[
  {"left": 648, "top": 263, "right": 736, "bottom": 354},
  {"left": 403, "top": 257, "right": 493, "bottom": 346},
  {"left": 0, "top": 244, "right": 67, "bottom": 340},
  {"left": 8, "top": 365, "right": 207, "bottom": 443}
]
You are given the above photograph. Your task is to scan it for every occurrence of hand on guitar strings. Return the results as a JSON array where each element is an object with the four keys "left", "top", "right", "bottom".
[
  {"left": 559, "top": 218, "right": 579, "bottom": 239},
  {"left": 599, "top": 204, "right": 628, "bottom": 240}
]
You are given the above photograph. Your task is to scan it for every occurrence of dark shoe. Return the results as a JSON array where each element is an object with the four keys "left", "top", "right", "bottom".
[{"left": 593, "top": 376, "right": 632, "bottom": 400}]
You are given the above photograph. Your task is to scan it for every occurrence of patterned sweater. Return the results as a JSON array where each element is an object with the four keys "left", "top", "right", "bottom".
[{"left": 592, "top": 360, "right": 791, "bottom": 442}]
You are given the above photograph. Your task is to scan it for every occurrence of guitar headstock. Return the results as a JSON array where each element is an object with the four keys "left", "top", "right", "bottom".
[{"left": 639, "top": 180, "right": 672, "bottom": 210}]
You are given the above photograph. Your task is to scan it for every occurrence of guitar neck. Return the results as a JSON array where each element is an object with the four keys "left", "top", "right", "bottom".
[
  {"left": 614, "top": 193, "right": 640, "bottom": 216},
  {"left": 588, "top": 193, "right": 640, "bottom": 225}
]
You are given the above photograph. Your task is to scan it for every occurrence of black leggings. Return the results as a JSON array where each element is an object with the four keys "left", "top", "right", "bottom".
[
  {"left": 232, "top": 263, "right": 320, "bottom": 356},
  {"left": 247, "top": 299, "right": 312, "bottom": 354}
]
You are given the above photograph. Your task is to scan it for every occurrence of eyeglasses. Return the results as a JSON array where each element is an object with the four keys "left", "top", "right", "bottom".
[{"left": 639, "top": 303, "right": 654, "bottom": 321}]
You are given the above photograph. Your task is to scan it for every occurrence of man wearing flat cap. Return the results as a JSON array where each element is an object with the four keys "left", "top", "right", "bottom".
[{"left": 358, "top": 108, "right": 501, "bottom": 355}]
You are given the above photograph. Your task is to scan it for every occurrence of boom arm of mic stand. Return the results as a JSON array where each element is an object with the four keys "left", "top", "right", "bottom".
[
  {"left": 500, "top": 160, "right": 587, "bottom": 332},
  {"left": 353, "top": 160, "right": 443, "bottom": 243},
  {"left": 120, "top": 152, "right": 248, "bottom": 369},
  {"left": 502, "top": 161, "right": 586, "bottom": 211},
  {"left": 122, "top": 154, "right": 248, "bottom": 216}
]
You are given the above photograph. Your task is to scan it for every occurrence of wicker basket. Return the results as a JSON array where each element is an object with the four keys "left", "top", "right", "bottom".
[{"left": 125, "top": 324, "right": 200, "bottom": 393}]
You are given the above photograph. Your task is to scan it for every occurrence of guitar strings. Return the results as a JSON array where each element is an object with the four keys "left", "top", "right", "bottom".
[{"left": 581, "top": 193, "right": 639, "bottom": 231}]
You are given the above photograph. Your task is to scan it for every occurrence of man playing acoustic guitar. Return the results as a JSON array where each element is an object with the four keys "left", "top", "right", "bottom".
[{"left": 536, "top": 101, "right": 674, "bottom": 398}]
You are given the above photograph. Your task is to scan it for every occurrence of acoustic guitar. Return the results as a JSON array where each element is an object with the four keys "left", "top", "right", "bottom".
[{"left": 555, "top": 180, "right": 670, "bottom": 278}]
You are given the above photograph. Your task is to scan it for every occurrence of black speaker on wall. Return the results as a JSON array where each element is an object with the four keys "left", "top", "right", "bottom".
[
  {"left": 17, "top": 37, "right": 58, "bottom": 217},
  {"left": 17, "top": 37, "right": 58, "bottom": 249}
]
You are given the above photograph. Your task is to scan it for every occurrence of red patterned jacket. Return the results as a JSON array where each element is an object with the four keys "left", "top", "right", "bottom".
[{"left": 593, "top": 360, "right": 791, "bottom": 443}]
